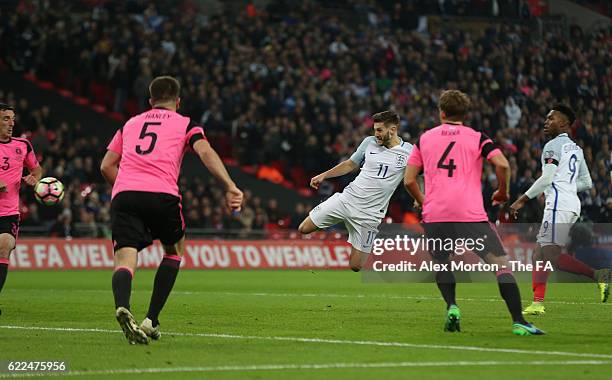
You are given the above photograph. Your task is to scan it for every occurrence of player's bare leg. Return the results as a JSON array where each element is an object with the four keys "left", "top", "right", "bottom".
[
  {"left": 0, "top": 233, "right": 16, "bottom": 316},
  {"left": 484, "top": 253, "right": 544, "bottom": 335},
  {"left": 141, "top": 235, "right": 186, "bottom": 340},
  {"left": 348, "top": 247, "right": 368, "bottom": 272},
  {"left": 113, "top": 247, "right": 148, "bottom": 345},
  {"left": 299, "top": 217, "right": 367, "bottom": 272},
  {"left": 297, "top": 216, "right": 318, "bottom": 235}
]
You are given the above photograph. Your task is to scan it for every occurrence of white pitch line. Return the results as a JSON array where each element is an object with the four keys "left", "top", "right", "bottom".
[
  {"left": 196, "top": 291, "right": 611, "bottom": 307},
  {"left": 0, "top": 360, "right": 610, "bottom": 378},
  {"left": 2, "top": 325, "right": 612, "bottom": 360},
  {"left": 6, "top": 288, "right": 609, "bottom": 307}
]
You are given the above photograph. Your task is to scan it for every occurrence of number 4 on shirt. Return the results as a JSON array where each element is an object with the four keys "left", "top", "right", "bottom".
[{"left": 437, "top": 141, "right": 456, "bottom": 177}]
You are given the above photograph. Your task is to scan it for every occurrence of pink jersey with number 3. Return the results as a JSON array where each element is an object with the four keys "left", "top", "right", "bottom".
[
  {"left": 107, "top": 108, "right": 206, "bottom": 199},
  {"left": 0, "top": 138, "right": 39, "bottom": 216},
  {"left": 408, "top": 123, "right": 501, "bottom": 223}
]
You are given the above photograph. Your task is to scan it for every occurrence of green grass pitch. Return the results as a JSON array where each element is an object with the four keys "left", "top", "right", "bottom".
[{"left": 0, "top": 270, "right": 610, "bottom": 379}]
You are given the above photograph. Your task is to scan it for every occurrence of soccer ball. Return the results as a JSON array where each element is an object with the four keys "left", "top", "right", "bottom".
[{"left": 34, "top": 177, "right": 65, "bottom": 206}]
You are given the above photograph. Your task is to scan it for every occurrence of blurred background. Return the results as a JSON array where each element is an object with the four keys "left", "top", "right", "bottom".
[{"left": 0, "top": 0, "right": 609, "bottom": 240}]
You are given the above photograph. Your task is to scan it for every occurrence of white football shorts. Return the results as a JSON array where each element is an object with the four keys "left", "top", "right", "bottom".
[
  {"left": 309, "top": 193, "right": 379, "bottom": 254},
  {"left": 537, "top": 209, "right": 579, "bottom": 247}
]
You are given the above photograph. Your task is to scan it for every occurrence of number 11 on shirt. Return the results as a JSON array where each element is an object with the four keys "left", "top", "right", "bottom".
[{"left": 377, "top": 163, "right": 389, "bottom": 178}]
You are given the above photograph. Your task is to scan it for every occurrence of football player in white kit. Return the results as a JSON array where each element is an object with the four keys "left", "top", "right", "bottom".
[
  {"left": 298, "top": 110, "right": 413, "bottom": 272},
  {"left": 510, "top": 104, "right": 610, "bottom": 315}
]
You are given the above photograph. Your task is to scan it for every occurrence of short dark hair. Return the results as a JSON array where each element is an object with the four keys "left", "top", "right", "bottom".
[
  {"left": 372, "top": 110, "right": 400, "bottom": 127},
  {"left": 551, "top": 104, "right": 575, "bottom": 125},
  {"left": 149, "top": 76, "right": 181, "bottom": 103},
  {"left": 0, "top": 103, "right": 14, "bottom": 112},
  {"left": 439, "top": 90, "right": 471, "bottom": 120}
]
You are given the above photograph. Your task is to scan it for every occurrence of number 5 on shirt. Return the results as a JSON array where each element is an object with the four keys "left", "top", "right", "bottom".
[{"left": 136, "top": 122, "right": 160, "bottom": 155}]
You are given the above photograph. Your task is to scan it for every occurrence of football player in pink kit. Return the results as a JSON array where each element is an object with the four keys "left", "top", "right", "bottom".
[
  {"left": 0, "top": 103, "right": 42, "bottom": 315},
  {"left": 404, "top": 90, "right": 544, "bottom": 336},
  {"left": 101, "top": 77, "right": 243, "bottom": 344}
]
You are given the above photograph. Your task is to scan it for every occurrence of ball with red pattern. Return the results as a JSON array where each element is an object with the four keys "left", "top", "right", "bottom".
[{"left": 34, "top": 177, "right": 65, "bottom": 206}]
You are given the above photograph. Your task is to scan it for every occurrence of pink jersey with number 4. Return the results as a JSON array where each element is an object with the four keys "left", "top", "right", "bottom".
[
  {"left": 0, "top": 138, "right": 39, "bottom": 216},
  {"left": 408, "top": 123, "right": 501, "bottom": 223},
  {"left": 107, "top": 107, "right": 206, "bottom": 199}
]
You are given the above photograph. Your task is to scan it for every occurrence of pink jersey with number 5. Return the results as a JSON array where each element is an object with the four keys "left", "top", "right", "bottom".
[
  {"left": 106, "top": 107, "right": 206, "bottom": 199},
  {"left": 408, "top": 123, "right": 501, "bottom": 223}
]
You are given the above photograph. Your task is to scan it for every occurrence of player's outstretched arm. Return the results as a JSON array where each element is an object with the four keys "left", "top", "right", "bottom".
[
  {"left": 22, "top": 165, "right": 42, "bottom": 186},
  {"left": 509, "top": 162, "right": 555, "bottom": 218},
  {"left": 403, "top": 164, "right": 424, "bottom": 206},
  {"left": 193, "top": 139, "right": 243, "bottom": 210},
  {"left": 511, "top": 139, "right": 562, "bottom": 218},
  {"left": 310, "top": 160, "right": 358, "bottom": 189},
  {"left": 100, "top": 151, "right": 122, "bottom": 185}
]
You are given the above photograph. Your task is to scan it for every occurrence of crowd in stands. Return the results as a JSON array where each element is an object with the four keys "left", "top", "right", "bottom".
[
  {"left": 573, "top": 0, "right": 612, "bottom": 17},
  {"left": 0, "top": 0, "right": 610, "bottom": 236}
]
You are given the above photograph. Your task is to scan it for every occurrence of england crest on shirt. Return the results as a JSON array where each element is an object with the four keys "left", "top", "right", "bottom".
[{"left": 396, "top": 154, "right": 407, "bottom": 168}]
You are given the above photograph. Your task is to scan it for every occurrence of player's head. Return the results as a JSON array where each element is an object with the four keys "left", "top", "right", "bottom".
[
  {"left": 149, "top": 76, "right": 181, "bottom": 110},
  {"left": 372, "top": 110, "right": 399, "bottom": 146},
  {"left": 0, "top": 103, "right": 15, "bottom": 140},
  {"left": 438, "top": 90, "right": 471, "bottom": 123},
  {"left": 545, "top": 104, "right": 575, "bottom": 137}
]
